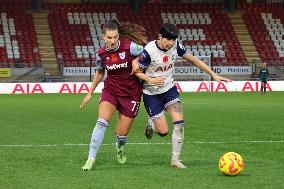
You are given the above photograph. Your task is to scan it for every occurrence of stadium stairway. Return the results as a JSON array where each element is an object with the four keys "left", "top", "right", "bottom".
[
  {"left": 227, "top": 11, "right": 262, "bottom": 66},
  {"left": 32, "top": 10, "right": 59, "bottom": 76}
]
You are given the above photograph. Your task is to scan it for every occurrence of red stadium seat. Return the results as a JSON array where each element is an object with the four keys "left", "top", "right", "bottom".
[
  {"left": 243, "top": 3, "right": 284, "bottom": 65},
  {"left": 0, "top": 5, "right": 40, "bottom": 68},
  {"left": 46, "top": 3, "right": 247, "bottom": 67}
]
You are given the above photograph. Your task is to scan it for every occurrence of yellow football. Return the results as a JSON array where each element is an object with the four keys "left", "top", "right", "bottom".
[{"left": 219, "top": 152, "right": 244, "bottom": 176}]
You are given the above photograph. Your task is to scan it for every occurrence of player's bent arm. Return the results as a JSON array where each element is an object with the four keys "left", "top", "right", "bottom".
[
  {"left": 132, "top": 59, "right": 165, "bottom": 86},
  {"left": 88, "top": 70, "right": 105, "bottom": 95},
  {"left": 135, "top": 72, "right": 165, "bottom": 87},
  {"left": 183, "top": 53, "right": 232, "bottom": 82},
  {"left": 135, "top": 72, "right": 151, "bottom": 83},
  {"left": 132, "top": 57, "right": 143, "bottom": 73},
  {"left": 80, "top": 70, "right": 105, "bottom": 109}
]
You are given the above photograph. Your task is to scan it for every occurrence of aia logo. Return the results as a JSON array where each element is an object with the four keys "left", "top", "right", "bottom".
[
  {"left": 163, "top": 56, "right": 168, "bottom": 63},
  {"left": 111, "top": 54, "right": 118, "bottom": 62},
  {"left": 155, "top": 64, "right": 172, "bottom": 72}
]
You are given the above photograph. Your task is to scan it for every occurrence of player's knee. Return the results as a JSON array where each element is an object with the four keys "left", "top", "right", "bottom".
[
  {"left": 158, "top": 132, "right": 168, "bottom": 137},
  {"left": 96, "top": 118, "right": 109, "bottom": 128},
  {"left": 156, "top": 126, "right": 169, "bottom": 137}
]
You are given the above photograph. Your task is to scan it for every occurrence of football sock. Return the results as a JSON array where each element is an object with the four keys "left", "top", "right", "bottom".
[
  {"left": 116, "top": 134, "right": 128, "bottom": 148},
  {"left": 172, "top": 120, "right": 184, "bottom": 161},
  {"left": 148, "top": 117, "right": 156, "bottom": 132},
  {"left": 88, "top": 118, "right": 108, "bottom": 160}
]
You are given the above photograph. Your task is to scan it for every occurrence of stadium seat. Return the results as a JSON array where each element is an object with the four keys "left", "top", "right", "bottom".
[
  {"left": 46, "top": 3, "right": 247, "bottom": 67},
  {"left": 0, "top": 4, "right": 40, "bottom": 68},
  {"left": 243, "top": 3, "right": 284, "bottom": 65}
]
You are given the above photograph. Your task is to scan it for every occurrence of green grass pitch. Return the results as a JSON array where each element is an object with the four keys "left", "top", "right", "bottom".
[{"left": 0, "top": 92, "right": 283, "bottom": 189}]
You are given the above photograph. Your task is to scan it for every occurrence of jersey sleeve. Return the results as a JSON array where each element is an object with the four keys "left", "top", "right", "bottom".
[
  {"left": 138, "top": 49, "right": 151, "bottom": 69},
  {"left": 130, "top": 41, "right": 144, "bottom": 56},
  {"left": 95, "top": 52, "right": 104, "bottom": 70},
  {"left": 177, "top": 41, "right": 187, "bottom": 57}
]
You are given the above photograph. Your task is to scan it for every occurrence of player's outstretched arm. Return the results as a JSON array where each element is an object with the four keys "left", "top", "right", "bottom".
[
  {"left": 183, "top": 53, "right": 232, "bottom": 82},
  {"left": 80, "top": 70, "right": 105, "bottom": 109},
  {"left": 211, "top": 74, "right": 232, "bottom": 82}
]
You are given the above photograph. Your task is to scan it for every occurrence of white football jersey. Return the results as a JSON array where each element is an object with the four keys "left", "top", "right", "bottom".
[{"left": 138, "top": 40, "right": 187, "bottom": 95}]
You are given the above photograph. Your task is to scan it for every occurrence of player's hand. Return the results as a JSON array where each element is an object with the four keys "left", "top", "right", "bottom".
[
  {"left": 150, "top": 77, "right": 165, "bottom": 87},
  {"left": 212, "top": 75, "right": 232, "bottom": 83},
  {"left": 80, "top": 93, "right": 92, "bottom": 109}
]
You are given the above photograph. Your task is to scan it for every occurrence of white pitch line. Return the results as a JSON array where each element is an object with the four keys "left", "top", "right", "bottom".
[{"left": 0, "top": 140, "right": 283, "bottom": 147}]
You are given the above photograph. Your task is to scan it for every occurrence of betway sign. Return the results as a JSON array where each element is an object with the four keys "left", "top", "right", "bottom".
[{"left": 0, "top": 81, "right": 283, "bottom": 94}]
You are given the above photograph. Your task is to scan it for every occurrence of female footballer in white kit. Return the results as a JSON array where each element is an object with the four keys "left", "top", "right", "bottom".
[{"left": 133, "top": 23, "right": 231, "bottom": 168}]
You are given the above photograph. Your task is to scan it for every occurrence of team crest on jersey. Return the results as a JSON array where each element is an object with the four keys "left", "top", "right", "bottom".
[
  {"left": 163, "top": 56, "right": 169, "bottom": 63},
  {"left": 119, "top": 52, "right": 125, "bottom": 60}
]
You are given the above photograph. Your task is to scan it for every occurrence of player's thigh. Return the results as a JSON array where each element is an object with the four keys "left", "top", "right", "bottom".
[
  {"left": 117, "top": 94, "right": 141, "bottom": 118},
  {"left": 116, "top": 114, "right": 135, "bottom": 136},
  {"left": 263, "top": 81, "right": 267, "bottom": 86},
  {"left": 98, "top": 89, "right": 118, "bottom": 121},
  {"left": 153, "top": 114, "right": 169, "bottom": 134},
  {"left": 143, "top": 93, "right": 164, "bottom": 118},
  {"left": 166, "top": 102, "right": 184, "bottom": 122},
  {"left": 98, "top": 101, "right": 117, "bottom": 122},
  {"left": 115, "top": 94, "right": 141, "bottom": 135},
  {"left": 261, "top": 81, "right": 265, "bottom": 87}
]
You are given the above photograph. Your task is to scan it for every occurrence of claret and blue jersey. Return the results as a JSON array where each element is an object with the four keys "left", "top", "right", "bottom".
[{"left": 95, "top": 39, "right": 143, "bottom": 97}]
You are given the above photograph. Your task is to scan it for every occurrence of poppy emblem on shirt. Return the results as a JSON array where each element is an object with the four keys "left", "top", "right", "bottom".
[
  {"left": 111, "top": 54, "right": 118, "bottom": 62},
  {"left": 119, "top": 52, "right": 125, "bottom": 60},
  {"left": 163, "top": 56, "right": 169, "bottom": 63}
]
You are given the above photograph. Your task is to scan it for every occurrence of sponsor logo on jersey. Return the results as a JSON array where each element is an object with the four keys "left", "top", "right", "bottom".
[
  {"left": 155, "top": 64, "right": 173, "bottom": 72},
  {"left": 119, "top": 52, "right": 125, "bottom": 59},
  {"left": 106, "top": 62, "right": 128, "bottom": 70}
]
